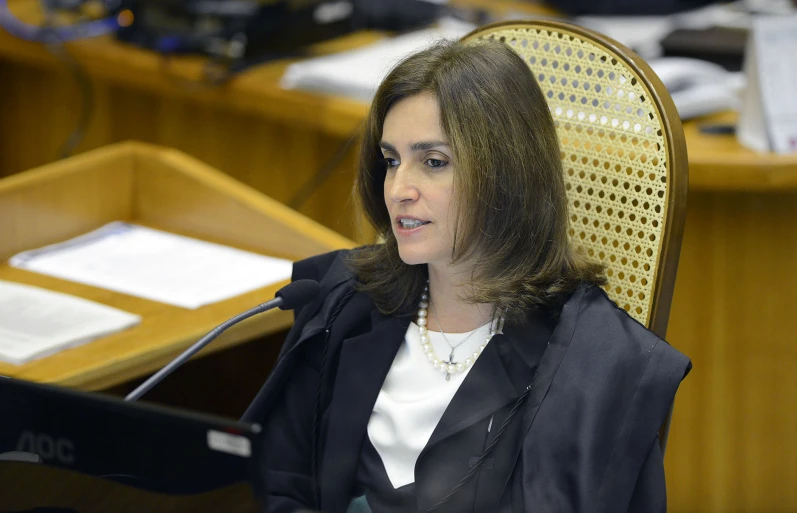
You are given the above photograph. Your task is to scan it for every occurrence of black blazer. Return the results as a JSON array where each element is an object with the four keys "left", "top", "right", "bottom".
[{"left": 243, "top": 249, "right": 691, "bottom": 513}]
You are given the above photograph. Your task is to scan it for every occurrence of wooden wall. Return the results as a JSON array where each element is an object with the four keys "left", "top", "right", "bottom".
[
  {"left": 665, "top": 191, "right": 797, "bottom": 513},
  {"left": 0, "top": 59, "right": 364, "bottom": 243}
]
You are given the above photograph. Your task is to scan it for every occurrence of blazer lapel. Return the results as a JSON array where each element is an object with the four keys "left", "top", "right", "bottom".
[
  {"left": 422, "top": 339, "right": 519, "bottom": 453},
  {"left": 421, "top": 302, "right": 557, "bottom": 456},
  {"left": 414, "top": 334, "right": 523, "bottom": 513},
  {"left": 470, "top": 303, "right": 566, "bottom": 512},
  {"left": 416, "top": 306, "right": 558, "bottom": 513},
  {"left": 320, "top": 309, "right": 410, "bottom": 513}
]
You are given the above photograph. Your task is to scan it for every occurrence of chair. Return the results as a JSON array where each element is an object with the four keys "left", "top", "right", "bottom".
[{"left": 462, "top": 21, "right": 688, "bottom": 453}]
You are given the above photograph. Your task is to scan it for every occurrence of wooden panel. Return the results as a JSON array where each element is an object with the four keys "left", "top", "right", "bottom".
[
  {"left": 0, "top": 58, "right": 366, "bottom": 241},
  {"left": 0, "top": 144, "right": 134, "bottom": 259},
  {"left": 0, "top": 60, "right": 110, "bottom": 176},
  {"left": 132, "top": 144, "right": 355, "bottom": 258},
  {"left": 665, "top": 191, "right": 797, "bottom": 513},
  {"left": 103, "top": 329, "right": 288, "bottom": 420}
]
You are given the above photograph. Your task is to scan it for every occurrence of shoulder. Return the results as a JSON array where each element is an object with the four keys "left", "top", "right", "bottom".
[
  {"left": 524, "top": 284, "right": 690, "bottom": 502},
  {"left": 289, "top": 246, "right": 380, "bottom": 325},
  {"left": 560, "top": 285, "right": 690, "bottom": 510},
  {"left": 291, "top": 245, "right": 380, "bottom": 284},
  {"left": 571, "top": 283, "right": 688, "bottom": 371},
  {"left": 292, "top": 248, "right": 351, "bottom": 282},
  {"left": 554, "top": 282, "right": 691, "bottom": 423}
]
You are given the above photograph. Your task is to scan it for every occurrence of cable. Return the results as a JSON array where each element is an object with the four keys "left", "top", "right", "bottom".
[
  {"left": 45, "top": 38, "right": 94, "bottom": 158},
  {"left": 288, "top": 129, "right": 360, "bottom": 211},
  {"left": 0, "top": 0, "right": 116, "bottom": 42},
  {"left": 39, "top": 3, "right": 94, "bottom": 159}
]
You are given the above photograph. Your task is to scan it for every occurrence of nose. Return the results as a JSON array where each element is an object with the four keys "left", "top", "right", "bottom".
[{"left": 386, "top": 166, "right": 420, "bottom": 204}]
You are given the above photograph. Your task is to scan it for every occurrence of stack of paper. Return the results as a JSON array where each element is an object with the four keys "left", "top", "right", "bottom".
[
  {"left": 9, "top": 222, "right": 294, "bottom": 309},
  {"left": 0, "top": 280, "right": 141, "bottom": 365},
  {"left": 280, "top": 18, "right": 475, "bottom": 102},
  {"left": 737, "top": 14, "right": 797, "bottom": 154},
  {"left": 647, "top": 57, "right": 745, "bottom": 120}
]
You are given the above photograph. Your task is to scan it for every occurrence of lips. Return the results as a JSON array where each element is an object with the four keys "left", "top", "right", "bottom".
[
  {"left": 395, "top": 216, "right": 431, "bottom": 232},
  {"left": 400, "top": 220, "right": 430, "bottom": 229}
]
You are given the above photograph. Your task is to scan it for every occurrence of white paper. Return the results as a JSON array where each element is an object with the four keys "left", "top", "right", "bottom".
[
  {"left": 737, "top": 14, "right": 797, "bottom": 153},
  {"left": 574, "top": 16, "right": 674, "bottom": 59},
  {"left": 751, "top": 15, "right": 797, "bottom": 153},
  {"left": 0, "top": 280, "right": 141, "bottom": 365},
  {"left": 573, "top": 2, "right": 759, "bottom": 60},
  {"left": 648, "top": 57, "right": 745, "bottom": 119},
  {"left": 280, "top": 18, "right": 475, "bottom": 102},
  {"left": 737, "top": 36, "right": 771, "bottom": 152},
  {"left": 9, "top": 222, "right": 294, "bottom": 309}
]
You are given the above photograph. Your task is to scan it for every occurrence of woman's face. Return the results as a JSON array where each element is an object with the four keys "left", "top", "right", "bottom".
[{"left": 382, "top": 92, "right": 457, "bottom": 269}]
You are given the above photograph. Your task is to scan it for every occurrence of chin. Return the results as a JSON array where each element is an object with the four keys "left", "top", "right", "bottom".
[{"left": 396, "top": 245, "right": 429, "bottom": 267}]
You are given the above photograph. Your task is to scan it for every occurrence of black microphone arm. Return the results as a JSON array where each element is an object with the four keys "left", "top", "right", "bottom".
[{"left": 124, "top": 279, "right": 321, "bottom": 402}]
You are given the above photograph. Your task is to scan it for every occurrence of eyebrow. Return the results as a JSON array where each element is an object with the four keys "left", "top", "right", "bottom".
[{"left": 379, "top": 140, "right": 450, "bottom": 153}]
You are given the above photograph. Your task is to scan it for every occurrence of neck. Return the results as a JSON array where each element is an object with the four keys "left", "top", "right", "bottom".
[{"left": 425, "top": 264, "right": 493, "bottom": 334}]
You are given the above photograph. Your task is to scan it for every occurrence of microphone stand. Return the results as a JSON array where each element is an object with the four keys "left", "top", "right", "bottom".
[{"left": 124, "top": 297, "right": 284, "bottom": 402}]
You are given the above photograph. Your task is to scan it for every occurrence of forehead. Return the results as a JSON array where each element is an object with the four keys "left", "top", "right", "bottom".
[{"left": 382, "top": 92, "right": 445, "bottom": 145}]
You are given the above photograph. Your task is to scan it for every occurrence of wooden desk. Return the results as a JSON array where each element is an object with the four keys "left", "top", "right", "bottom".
[
  {"left": 0, "top": 142, "right": 355, "bottom": 396},
  {"left": 685, "top": 112, "right": 797, "bottom": 190},
  {"left": 2, "top": 3, "right": 797, "bottom": 512}
]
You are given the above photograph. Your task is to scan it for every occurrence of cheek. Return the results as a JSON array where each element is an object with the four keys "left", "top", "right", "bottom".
[
  {"left": 439, "top": 188, "right": 456, "bottom": 224},
  {"left": 382, "top": 178, "right": 390, "bottom": 206}
]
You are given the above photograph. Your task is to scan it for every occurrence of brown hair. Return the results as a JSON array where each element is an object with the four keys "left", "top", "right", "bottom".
[{"left": 348, "top": 38, "right": 605, "bottom": 323}]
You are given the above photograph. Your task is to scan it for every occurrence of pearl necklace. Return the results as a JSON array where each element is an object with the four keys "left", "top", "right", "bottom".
[{"left": 416, "top": 282, "right": 502, "bottom": 381}]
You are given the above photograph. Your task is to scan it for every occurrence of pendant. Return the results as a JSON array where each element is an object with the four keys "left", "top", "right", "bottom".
[{"left": 445, "top": 350, "right": 455, "bottom": 381}]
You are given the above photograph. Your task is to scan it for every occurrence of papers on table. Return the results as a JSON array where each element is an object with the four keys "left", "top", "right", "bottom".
[
  {"left": 647, "top": 57, "right": 745, "bottom": 120},
  {"left": 9, "top": 222, "right": 294, "bottom": 309},
  {"left": 280, "top": 18, "right": 475, "bottom": 102},
  {"left": 574, "top": 15, "right": 675, "bottom": 60},
  {"left": 0, "top": 280, "right": 141, "bottom": 365},
  {"left": 737, "top": 14, "right": 797, "bottom": 154}
]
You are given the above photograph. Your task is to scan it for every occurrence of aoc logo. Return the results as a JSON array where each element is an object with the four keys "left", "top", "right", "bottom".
[{"left": 16, "top": 431, "right": 75, "bottom": 464}]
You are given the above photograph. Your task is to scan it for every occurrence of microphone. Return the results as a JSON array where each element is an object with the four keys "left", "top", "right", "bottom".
[{"left": 124, "top": 279, "right": 321, "bottom": 402}]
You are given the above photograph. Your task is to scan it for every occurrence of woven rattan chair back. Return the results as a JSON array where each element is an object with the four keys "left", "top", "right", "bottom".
[{"left": 463, "top": 21, "right": 688, "bottom": 339}]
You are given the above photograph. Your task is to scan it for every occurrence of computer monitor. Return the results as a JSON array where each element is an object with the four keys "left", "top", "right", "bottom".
[{"left": 0, "top": 376, "right": 266, "bottom": 513}]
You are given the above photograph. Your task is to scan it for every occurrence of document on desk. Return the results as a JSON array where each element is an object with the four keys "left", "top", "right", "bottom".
[
  {"left": 0, "top": 280, "right": 141, "bottom": 365},
  {"left": 280, "top": 18, "right": 475, "bottom": 102},
  {"left": 737, "top": 14, "right": 797, "bottom": 154},
  {"left": 9, "top": 222, "right": 294, "bottom": 309}
]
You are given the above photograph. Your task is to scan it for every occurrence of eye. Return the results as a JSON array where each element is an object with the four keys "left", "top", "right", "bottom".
[
  {"left": 383, "top": 157, "right": 399, "bottom": 169},
  {"left": 425, "top": 158, "right": 448, "bottom": 169}
]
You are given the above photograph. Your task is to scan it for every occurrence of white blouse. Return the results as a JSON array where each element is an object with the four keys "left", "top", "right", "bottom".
[{"left": 366, "top": 320, "right": 494, "bottom": 489}]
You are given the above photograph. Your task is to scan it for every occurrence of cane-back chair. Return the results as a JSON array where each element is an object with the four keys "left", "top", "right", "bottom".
[{"left": 462, "top": 21, "right": 688, "bottom": 452}]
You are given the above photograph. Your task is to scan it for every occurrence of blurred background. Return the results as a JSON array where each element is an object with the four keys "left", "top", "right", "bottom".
[{"left": 1, "top": 1, "right": 796, "bottom": 512}]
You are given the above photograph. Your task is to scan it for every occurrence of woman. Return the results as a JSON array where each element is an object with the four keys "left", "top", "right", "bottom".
[{"left": 244, "top": 38, "right": 690, "bottom": 513}]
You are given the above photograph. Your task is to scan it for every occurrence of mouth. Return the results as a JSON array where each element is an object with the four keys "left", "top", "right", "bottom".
[{"left": 395, "top": 217, "right": 431, "bottom": 232}]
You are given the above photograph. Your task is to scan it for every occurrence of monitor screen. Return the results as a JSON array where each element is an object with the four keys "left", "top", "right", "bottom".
[{"left": 0, "top": 377, "right": 266, "bottom": 513}]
